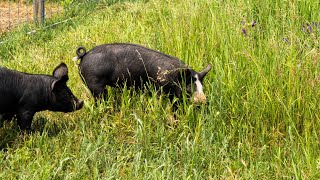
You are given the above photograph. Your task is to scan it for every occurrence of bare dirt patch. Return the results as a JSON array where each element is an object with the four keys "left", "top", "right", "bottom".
[{"left": 0, "top": 1, "right": 62, "bottom": 34}]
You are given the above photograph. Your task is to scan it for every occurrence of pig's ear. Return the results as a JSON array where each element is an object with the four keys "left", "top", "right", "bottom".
[
  {"left": 181, "top": 68, "right": 192, "bottom": 78},
  {"left": 198, "top": 63, "right": 212, "bottom": 81},
  {"left": 178, "top": 68, "right": 192, "bottom": 82},
  {"left": 53, "top": 63, "right": 68, "bottom": 78},
  {"left": 51, "top": 75, "right": 69, "bottom": 91}
]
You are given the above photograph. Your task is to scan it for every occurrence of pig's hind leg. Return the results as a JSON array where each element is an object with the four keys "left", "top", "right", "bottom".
[{"left": 87, "top": 81, "right": 108, "bottom": 101}]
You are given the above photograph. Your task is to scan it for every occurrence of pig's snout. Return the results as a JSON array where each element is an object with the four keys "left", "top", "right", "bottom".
[
  {"left": 75, "top": 100, "right": 84, "bottom": 110},
  {"left": 193, "top": 92, "right": 207, "bottom": 104}
]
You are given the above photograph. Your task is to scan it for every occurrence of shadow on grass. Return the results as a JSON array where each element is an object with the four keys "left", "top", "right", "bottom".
[
  {"left": 32, "top": 117, "right": 64, "bottom": 137},
  {"left": 0, "top": 116, "right": 63, "bottom": 151},
  {"left": 0, "top": 121, "right": 20, "bottom": 151}
]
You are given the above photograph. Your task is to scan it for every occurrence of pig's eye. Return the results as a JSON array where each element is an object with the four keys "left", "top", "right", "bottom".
[{"left": 186, "top": 84, "right": 193, "bottom": 93}]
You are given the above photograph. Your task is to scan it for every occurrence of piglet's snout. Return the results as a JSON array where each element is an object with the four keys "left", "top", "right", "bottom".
[{"left": 193, "top": 91, "right": 207, "bottom": 104}]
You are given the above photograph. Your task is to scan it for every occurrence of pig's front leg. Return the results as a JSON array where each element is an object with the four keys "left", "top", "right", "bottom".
[
  {"left": 0, "top": 113, "right": 15, "bottom": 121},
  {"left": 16, "top": 111, "right": 35, "bottom": 131}
]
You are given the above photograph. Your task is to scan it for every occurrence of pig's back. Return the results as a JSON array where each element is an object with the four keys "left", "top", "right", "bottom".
[
  {"left": 79, "top": 43, "right": 188, "bottom": 87},
  {"left": 81, "top": 43, "right": 186, "bottom": 74}
]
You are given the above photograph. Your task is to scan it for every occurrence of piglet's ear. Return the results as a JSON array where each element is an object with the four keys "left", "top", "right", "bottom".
[
  {"left": 184, "top": 68, "right": 192, "bottom": 78},
  {"left": 53, "top": 63, "right": 68, "bottom": 78},
  {"left": 198, "top": 63, "right": 212, "bottom": 81},
  {"left": 51, "top": 75, "right": 69, "bottom": 91},
  {"left": 178, "top": 68, "right": 192, "bottom": 82}
]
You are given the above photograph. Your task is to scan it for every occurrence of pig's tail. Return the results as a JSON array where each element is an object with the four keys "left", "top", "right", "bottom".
[
  {"left": 76, "top": 46, "right": 87, "bottom": 58},
  {"left": 73, "top": 46, "right": 87, "bottom": 61}
]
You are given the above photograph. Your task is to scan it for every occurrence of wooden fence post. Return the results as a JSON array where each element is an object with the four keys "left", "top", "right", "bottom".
[
  {"left": 8, "top": 0, "right": 11, "bottom": 30},
  {"left": 33, "top": 0, "right": 45, "bottom": 24},
  {"left": 33, "top": 0, "right": 39, "bottom": 23},
  {"left": 40, "top": 0, "right": 45, "bottom": 24}
]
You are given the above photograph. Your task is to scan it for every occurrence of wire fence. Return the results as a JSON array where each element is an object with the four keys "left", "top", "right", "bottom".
[{"left": 0, "top": 0, "right": 101, "bottom": 35}]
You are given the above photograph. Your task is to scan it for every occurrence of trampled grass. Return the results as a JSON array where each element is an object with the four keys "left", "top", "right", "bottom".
[{"left": 0, "top": 0, "right": 320, "bottom": 178}]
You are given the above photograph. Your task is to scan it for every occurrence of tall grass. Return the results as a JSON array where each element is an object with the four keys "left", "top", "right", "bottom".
[{"left": 0, "top": 0, "right": 320, "bottom": 178}]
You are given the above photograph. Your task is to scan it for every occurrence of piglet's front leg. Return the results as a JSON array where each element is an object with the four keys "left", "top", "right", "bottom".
[
  {"left": 17, "top": 111, "right": 35, "bottom": 131},
  {"left": 0, "top": 113, "right": 15, "bottom": 121}
]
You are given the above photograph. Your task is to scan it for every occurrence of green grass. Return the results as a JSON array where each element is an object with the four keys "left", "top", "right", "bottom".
[{"left": 1, "top": 0, "right": 320, "bottom": 178}]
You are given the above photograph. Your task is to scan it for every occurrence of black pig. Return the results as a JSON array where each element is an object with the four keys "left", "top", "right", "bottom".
[
  {"left": 74, "top": 43, "right": 212, "bottom": 103},
  {"left": 0, "top": 63, "right": 83, "bottom": 131}
]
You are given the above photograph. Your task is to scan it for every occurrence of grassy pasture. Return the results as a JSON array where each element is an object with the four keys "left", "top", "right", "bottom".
[{"left": 0, "top": 0, "right": 320, "bottom": 178}]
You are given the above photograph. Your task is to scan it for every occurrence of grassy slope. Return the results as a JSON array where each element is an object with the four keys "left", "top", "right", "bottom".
[{"left": 0, "top": 0, "right": 320, "bottom": 178}]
